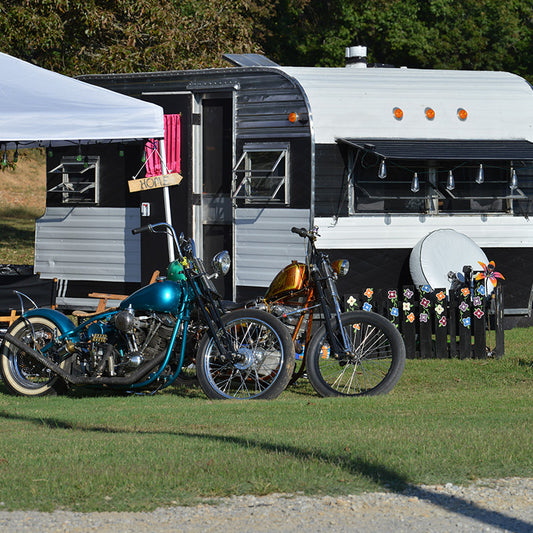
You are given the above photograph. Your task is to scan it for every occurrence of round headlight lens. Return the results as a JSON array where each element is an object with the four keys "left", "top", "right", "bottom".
[
  {"left": 331, "top": 259, "right": 350, "bottom": 277},
  {"left": 212, "top": 250, "right": 231, "bottom": 276}
]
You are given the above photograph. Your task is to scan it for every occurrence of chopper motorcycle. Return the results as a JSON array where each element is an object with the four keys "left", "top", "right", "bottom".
[
  {"left": 0, "top": 222, "right": 295, "bottom": 400},
  {"left": 257, "top": 226, "right": 406, "bottom": 397}
]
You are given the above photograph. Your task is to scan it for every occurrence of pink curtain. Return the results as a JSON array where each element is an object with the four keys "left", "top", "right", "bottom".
[{"left": 145, "top": 114, "right": 181, "bottom": 177}]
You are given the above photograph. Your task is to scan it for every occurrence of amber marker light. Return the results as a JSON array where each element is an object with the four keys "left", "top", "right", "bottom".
[
  {"left": 425, "top": 107, "right": 435, "bottom": 120},
  {"left": 393, "top": 107, "right": 404, "bottom": 120},
  {"left": 457, "top": 108, "right": 468, "bottom": 121},
  {"left": 288, "top": 112, "right": 298, "bottom": 123}
]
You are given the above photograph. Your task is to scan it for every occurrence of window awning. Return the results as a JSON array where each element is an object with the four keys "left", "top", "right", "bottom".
[{"left": 337, "top": 139, "right": 533, "bottom": 161}]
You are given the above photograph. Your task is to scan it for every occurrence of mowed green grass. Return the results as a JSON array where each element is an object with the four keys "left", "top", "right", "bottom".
[
  {"left": 0, "top": 330, "right": 531, "bottom": 512},
  {"left": 0, "top": 149, "right": 46, "bottom": 266}
]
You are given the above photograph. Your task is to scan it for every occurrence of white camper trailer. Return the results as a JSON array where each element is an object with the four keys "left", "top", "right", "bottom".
[{"left": 39, "top": 52, "right": 533, "bottom": 315}]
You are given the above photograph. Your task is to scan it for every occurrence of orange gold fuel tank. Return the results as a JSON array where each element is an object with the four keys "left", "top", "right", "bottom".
[{"left": 265, "top": 261, "right": 308, "bottom": 300}]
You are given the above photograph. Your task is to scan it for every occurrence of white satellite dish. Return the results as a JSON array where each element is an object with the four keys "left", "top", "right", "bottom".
[{"left": 409, "top": 229, "right": 489, "bottom": 290}]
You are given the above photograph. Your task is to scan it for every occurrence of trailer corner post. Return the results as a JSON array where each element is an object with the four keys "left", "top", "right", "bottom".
[{"left": 159, "top": 139, "right": 175, "bottom": 262}]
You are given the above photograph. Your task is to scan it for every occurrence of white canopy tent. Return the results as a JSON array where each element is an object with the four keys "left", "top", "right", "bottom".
[
  {"left": 0, "top": 51, "right": 164, "bottom": 147},
  {"left": 0, "top": 52, "right": 174, "bottom": 258}
]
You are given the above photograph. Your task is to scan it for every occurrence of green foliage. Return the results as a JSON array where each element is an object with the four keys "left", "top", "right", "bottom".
[
  {"left": 264, "top": 0, "right": 533, "bottom": 81},
  {"left": 0, "top": 0, "right": 275, "bottom": 75},
  {"left": 1, "top": 1, "right": 532, "bottom": 78}
]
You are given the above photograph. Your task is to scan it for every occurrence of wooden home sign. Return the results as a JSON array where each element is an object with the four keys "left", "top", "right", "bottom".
[{"left": 128, "top": 172, "right": 183, "bottom": 193}]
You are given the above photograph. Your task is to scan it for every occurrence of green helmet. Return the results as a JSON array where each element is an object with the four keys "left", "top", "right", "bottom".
[{"left": 167, "top": 260, "right": 186, "bottom": 282}]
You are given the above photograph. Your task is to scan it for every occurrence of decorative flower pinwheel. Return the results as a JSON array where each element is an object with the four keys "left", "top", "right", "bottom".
[{"left": 475, "top": 261, "right": 505, "bottom": 287}]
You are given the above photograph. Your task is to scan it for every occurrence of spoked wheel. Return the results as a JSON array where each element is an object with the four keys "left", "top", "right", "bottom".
[
  {"left": 306, "top": 311, "right": 406, "bottom": 397},
  {"left": 0, "top": 317, "right": 66, "bottom": 396},
  {"left": 196, "top": 309, "right": 295, "bottom": 399}
]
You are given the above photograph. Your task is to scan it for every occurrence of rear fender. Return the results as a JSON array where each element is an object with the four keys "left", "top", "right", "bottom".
[{"left": 22, "top": 308, "right": 76, "bottom": 335}]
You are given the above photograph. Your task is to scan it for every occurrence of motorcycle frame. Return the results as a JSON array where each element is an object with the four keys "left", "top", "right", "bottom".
[
  {"left": 267, "top": 233, "right": 351, "bottom": 382},
  {"left": 17, "top": 295, "right": 193, "bottom": 391}
]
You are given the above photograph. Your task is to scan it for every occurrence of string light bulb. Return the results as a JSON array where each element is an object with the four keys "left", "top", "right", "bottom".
[
  {"left": 13, "top": 144, "right": 19, "bottom": 163},
  {"left": 475, "top": 163, "right": 484, "bottom": 184},
  {"left": 2, "top": 147, "right": 7, "bottom": 167},
  {"left": 411, "top": 172, "right": 420, "bottom": 193},
  {"left": 446, "top": 170, "right": 455, "bottom": 191},
  {"left": 510, "top": 168, "right": 518, "bottom": 190},
  {"left": 378, "top": 159, "right": 387, "bottom": 179}
]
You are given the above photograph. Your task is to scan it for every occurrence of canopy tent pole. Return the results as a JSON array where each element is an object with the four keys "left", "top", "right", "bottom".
[{"left": 158, "top": 139, "right": 175, "bottom": 262}]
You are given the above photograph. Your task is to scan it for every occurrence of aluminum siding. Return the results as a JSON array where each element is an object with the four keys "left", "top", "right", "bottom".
[
  {"left": 314, "top": 214, "right": 533, "bottom": 250},
  {"left": 235, "top": 208, "right": 310, "bottom": 287},
  {"left": 34, "top": 207, "right": 141, "bottom": 282}
]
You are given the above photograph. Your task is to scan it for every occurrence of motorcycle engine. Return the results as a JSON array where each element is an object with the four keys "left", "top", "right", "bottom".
[{"left": 70, "top": 310, "right": 176, "bottom": 378}]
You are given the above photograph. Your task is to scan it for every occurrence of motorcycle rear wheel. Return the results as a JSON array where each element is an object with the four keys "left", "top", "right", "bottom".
[
  {"left": 306, "top": 311, "right": 406, "bottom": 397},
  {"left": 196, "top": 309, "right": 295, "bottom": 400},
  {"left": 0, "top": 317, "right": 66, "bottom": 397}
]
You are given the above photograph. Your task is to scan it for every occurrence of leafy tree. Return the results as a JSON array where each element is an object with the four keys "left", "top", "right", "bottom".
[
  {"left": 1, "top": 0, "right": 532, "bottom": 81},
  {"left": 0, "top": 0, "right": 274, "bottom": 75},
  {"left": 263, "top": 0, "right": 533, "bottom": 81}
]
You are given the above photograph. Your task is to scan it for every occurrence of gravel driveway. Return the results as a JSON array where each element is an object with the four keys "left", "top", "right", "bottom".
[{"left": 0, "top": 477, "right": 531, "bottom": 532}]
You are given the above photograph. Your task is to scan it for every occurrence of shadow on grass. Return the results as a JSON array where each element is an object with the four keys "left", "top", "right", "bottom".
[
  {"left": 0, "top": 222, "right": 35, "bottom": 247},
  {"left": 0, "top": 408, "right": 530, "bottom": 532}
]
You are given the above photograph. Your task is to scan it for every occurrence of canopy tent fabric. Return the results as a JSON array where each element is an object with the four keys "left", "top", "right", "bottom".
[
  {"left": 0, "top": 52, "right": 164, "bottom": 148},
  {"left": 337, "top": 139, "right": 533, "bottom": 161}
]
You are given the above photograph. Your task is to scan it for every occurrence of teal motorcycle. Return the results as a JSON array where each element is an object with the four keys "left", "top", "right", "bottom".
[{"left": 0, "top": 223, "right": 294, "bottom": 400}]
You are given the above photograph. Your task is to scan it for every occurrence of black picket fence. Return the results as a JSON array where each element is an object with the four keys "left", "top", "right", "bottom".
[{"left": 344, "top": 280, "right": 504, "bottom": 359}]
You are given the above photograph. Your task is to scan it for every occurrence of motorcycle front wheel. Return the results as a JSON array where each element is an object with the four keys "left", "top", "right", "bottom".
[
  {"left": 0, "top": 316, "right": 66, "bottom": 397},
  {"left": 306, "top": 311, "right": 406, "bottom": 397},
  {"left": 196, "top": 309, "right": 295, "bottom": 400}
]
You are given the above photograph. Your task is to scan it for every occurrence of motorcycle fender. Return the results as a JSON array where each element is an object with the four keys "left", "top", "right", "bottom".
[{"left": 22, "top": 308, "right": 76, "bottom": 334}]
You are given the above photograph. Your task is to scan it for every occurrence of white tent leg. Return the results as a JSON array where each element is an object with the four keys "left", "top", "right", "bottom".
[{"left": 158, "top": 139, "right": 175, "bottom": 262}]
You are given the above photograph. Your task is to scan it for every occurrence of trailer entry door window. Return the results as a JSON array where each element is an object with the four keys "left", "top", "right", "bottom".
[
  {"left": 48, "top": 156, "right": 99, "bottom": 204},
  {"left": 232, "top": 143, "right": 289, "bottom": 204}
]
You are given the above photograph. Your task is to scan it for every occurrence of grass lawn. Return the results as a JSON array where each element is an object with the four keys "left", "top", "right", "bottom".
[
  {"left": 0, "top": 148, "right": 45, "bottom": 266},
  {"left": 0, "top": 331, "right": 531, "bottom": 512}
]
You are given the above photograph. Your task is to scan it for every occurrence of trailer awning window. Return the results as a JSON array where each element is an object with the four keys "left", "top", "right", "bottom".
[
  {"left": 232, "top": 143, "right": 289, "bottom": 204},
  {"left": 337, "top": 139, "right": 533, "bottom": 161},
  {"left": 333, "top": 138, "right": 533, "bottom": 216},
  {"left": 48, "top": 156, "right": 100, "bottom": 204}
]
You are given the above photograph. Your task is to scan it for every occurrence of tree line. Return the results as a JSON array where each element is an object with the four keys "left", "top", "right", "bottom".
[{"left": 1, "top": 0, "right": 532, "bottom": 80}]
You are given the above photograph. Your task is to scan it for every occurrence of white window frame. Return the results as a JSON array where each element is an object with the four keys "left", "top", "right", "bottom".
[
  {"left": 48, "top": 156, "right": 100, "bottom": 204},
  {"left": 232, "top": 143, "right": 289, "bottom": 204}
]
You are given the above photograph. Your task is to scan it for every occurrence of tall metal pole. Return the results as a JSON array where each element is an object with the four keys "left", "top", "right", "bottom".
[{"left": 158, "top": 138, "right": 175, "bottom": 262}]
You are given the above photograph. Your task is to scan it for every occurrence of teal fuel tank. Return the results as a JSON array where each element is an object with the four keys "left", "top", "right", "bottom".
[{"left": 119, "top": 280, "right": 190, "bottom": 313}]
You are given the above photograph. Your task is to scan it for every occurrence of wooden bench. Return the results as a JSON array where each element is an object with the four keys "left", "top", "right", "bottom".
[{"left": 0, "top": 309, "right": 20, "bottom": 327}]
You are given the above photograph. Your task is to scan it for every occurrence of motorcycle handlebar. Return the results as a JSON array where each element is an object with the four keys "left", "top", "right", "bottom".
[
  {"left": 132, "top": 222, "right": 183, "bottom": 260},
  {"left": 291, "top": 227, "right": 309, "bottom": 238},
  {"left": 132, "top": 224, "right": 152, "bottom": 235}
]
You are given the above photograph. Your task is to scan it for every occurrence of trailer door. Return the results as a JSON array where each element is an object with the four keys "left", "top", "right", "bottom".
[{"left": 200, "top": 96, "right": 233, "bottom": 298}]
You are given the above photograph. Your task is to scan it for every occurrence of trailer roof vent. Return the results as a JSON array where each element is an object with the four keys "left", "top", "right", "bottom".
[{"left": 345, "top": 46, "right": 367, "bottom": 68}]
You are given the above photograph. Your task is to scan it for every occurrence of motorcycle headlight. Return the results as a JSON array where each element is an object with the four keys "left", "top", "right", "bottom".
[
  {"left": 212, "top": 250, "right": 231, "bottom": 276},
  {"left": 331, "top": 259, "right": 349, "bottom": 277}
]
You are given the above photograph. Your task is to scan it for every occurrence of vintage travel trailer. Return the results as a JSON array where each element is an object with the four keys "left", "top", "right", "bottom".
[{"left": 35, "top": 51, "right": 533, "bottom": 315}]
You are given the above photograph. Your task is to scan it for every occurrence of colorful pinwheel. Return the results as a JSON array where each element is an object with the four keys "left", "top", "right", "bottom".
[{"left": 475, "top": 261, "right": 505, "bottom": 287}]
